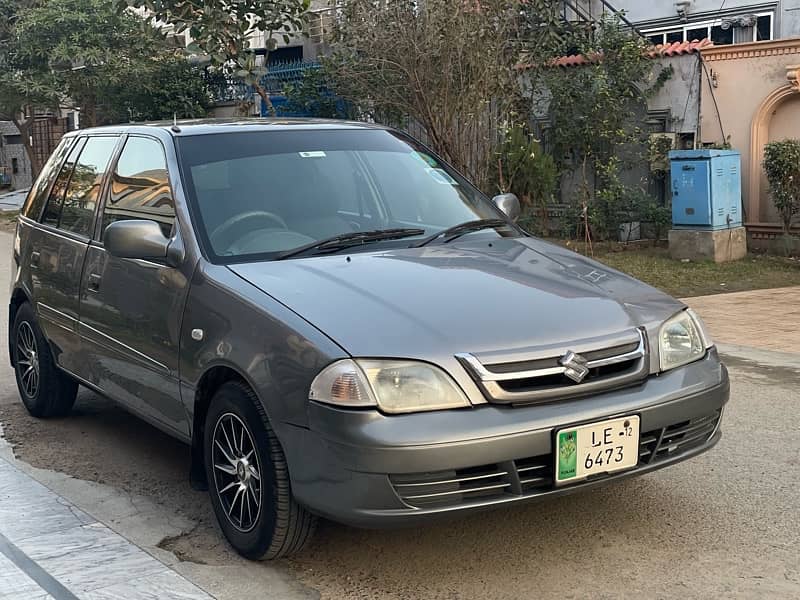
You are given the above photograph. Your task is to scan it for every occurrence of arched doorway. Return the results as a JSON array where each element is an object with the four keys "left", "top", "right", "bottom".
[{"left": 749, "top": 84, "right": 800, "bottom": 223}]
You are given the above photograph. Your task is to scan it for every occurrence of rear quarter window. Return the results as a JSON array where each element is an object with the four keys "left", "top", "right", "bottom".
[
  {"left": 42, "top": 139, "right": 86, "bottom": 228},
  {"left": 22, "top": 137, "right": 76, "bottom": 221}
]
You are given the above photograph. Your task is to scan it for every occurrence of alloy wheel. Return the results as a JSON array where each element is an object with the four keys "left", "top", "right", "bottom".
[
  {"left": 212, "top": 412, "right": 263, "bottom": 532},
  {"left": 16, "top": 322, "right": 40, "bottom": 399}
]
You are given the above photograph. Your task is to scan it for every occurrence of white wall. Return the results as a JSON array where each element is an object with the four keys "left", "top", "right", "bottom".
[
  {"left": 571, "top": 0, "right": 800, "bottom": 38},
  {"left": 649, "top": 53, "right": 702, "bottom": 136}
]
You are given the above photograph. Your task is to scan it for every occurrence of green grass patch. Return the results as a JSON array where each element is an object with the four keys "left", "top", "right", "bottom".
[{"left": 589, "top": 244, "right": 800, "bottom": 298}]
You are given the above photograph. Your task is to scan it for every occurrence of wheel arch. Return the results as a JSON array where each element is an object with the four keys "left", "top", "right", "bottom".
[
  {"left": 189, "top": 362, "right": 268, "bottom": 490},
  {"left": 8, "top": 287, "right": 31, "bottom": 367}
]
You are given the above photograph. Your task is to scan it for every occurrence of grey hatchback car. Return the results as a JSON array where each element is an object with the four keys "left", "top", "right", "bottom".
[{"left": 9, "top": 120, "right": 728, "bottom": 559}]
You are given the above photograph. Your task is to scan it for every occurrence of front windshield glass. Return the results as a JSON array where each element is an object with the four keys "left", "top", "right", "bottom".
[{"left": 177, "top": 128, "right": 517, "bottom": 261}]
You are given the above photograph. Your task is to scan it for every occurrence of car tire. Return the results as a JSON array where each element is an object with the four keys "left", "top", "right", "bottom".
[
  {"left": 204, "top": 380, "right": 316, "bottom": 560},
  {"left": 12, "top": 302, "right": 78, "bottom": 418}
]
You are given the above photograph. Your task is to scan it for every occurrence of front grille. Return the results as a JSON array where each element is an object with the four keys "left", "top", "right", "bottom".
[
  {"left": 390, "top": 463, "right": 518, "bottom": 508},
  {"left": 391, "top": 410, "right": 721, "bottom": 510},
  {"left": 514, "top": 454, "right": 553, "bottom": 494},
  {"left": 456, "top": 329, "right": 649, "bottom": 405},
  {"left": 639, "top": 409, "right": 722, "bottom": 465},
  {"left": 391, "top": 457, "right": 553, "bottom": 509}
]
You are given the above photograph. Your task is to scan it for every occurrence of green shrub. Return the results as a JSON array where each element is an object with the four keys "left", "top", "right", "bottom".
[
  {"left": 763, "top": 140, "right": 800, "bottom": 241},
  {"left": 492, "top": 125, "right": 558, "bottom": 235}
]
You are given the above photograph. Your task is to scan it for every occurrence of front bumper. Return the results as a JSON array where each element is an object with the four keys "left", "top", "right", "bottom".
[{"left": 281, "top": 351, "right": 729, "bottom": 527}]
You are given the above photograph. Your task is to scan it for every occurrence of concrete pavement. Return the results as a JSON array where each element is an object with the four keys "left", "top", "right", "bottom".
[
  {"left": 685, "top": 286, "right": 800, "bottom": 353},
  {"left": 0, "top": 455, "right": 212, "bottom": 600}
]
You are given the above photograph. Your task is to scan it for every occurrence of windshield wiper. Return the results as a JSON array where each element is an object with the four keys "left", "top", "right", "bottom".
[
  {"left": 413, "top": 218, "right": 510, "bottom": 247},
  {"left": 275, "top": 228, "right": 425, "bottom": 260}
]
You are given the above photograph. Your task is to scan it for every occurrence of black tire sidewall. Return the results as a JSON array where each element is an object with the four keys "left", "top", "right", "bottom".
[
  {"left": 204, "top": 382, "right": 280, "bottom": 559},
  {"left": 12, "top": 303, "right": 55, "bottom": 417}
]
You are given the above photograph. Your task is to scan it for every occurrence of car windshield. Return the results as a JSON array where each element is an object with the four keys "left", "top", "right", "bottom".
[{"left": 177, "top": 128, "right": 518, "bottom": 261}]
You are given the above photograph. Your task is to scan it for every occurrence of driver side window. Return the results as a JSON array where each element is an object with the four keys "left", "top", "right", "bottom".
[{"left": 103, "top": 136, "right": 175, "bottom": 238}]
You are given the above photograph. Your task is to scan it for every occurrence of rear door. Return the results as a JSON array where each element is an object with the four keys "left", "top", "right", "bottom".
[
  {"left": 78, "top": 135, "right": 191, "bottom": 438},
  {"left": 24, "top": 135, "right": 119, "bottom": 375}
]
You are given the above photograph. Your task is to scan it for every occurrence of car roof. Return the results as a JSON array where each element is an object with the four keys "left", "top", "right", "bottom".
[{"left": 65, "top": 118, "right": 391, "bottom": 138}]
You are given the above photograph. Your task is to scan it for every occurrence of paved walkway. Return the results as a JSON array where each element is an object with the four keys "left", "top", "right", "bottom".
[
  {"left": 0, "top": 456, "right": 213, "bottom": 600},
  {"left": 683, "top": 286, "right": 800, "bottom": 353}
]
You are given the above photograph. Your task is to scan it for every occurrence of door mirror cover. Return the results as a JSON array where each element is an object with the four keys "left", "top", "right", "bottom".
[
  {"left": 104, "top": 220, "right": 171, "bottom": 262},
  {"left": 492, "top": 193, "right": 521, "bottom": 223}
]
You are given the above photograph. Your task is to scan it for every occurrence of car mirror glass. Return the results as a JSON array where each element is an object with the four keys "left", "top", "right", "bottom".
[
  {"left": 492, "top": 193, "right": 521, "bottom": 222},
  {"left": 104, "top": 219, "right": 171, "bottom": 262}
]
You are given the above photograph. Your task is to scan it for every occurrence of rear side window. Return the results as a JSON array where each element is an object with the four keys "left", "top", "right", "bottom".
[
  {"left": 42, "top": 139, "right": 86, "bottom": 228},
  {"left": 59, "top": 136, "right": 119, "bottom": 236},
  {"left": 103, "top": 137, "right": 175, "bottom": 238},
  {"left": 22, "top": 137, "right": 75, "bottom": 221}
]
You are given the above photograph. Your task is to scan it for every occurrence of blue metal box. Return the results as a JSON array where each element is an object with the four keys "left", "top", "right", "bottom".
[{"left": 669, "top": 149, "right": 742, "bottom": 230}]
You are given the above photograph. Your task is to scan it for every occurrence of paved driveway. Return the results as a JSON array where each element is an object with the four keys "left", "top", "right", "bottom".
[{"left": 685, "top": 286, "right": 800, "bottom": 353}]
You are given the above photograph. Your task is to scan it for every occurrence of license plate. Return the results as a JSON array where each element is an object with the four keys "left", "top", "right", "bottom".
[{"left": 555, "top": 415, "right": 640, "bottom": 484}]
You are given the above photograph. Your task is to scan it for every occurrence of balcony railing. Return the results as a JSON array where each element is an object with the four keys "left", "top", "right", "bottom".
[{"left": 206, "top": 59, "right": 321, "bottom": 104}]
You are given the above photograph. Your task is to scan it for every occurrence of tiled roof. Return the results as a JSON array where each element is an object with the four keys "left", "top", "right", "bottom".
[
  {"left": 651, "top": 38, "right": 713, "bottom": 57},
  {"left": 520, "top": 38, "right": 713, "bottom": 70}
]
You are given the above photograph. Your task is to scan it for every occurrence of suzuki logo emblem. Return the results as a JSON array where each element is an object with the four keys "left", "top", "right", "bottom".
[{"left": 559, "top": 350, "right": 590, "bottom": 383}]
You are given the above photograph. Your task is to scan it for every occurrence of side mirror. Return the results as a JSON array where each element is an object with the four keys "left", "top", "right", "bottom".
[
  {"left": 105, "top": 219, "right": 173, "bottom": 263},
  {"left": 492, "top": 193, "right": 521, "bottom": 223}
]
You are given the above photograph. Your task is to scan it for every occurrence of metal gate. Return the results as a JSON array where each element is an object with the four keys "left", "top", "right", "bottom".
[{"left": 31, "top": 117, "right": 68, "bottom": 170}]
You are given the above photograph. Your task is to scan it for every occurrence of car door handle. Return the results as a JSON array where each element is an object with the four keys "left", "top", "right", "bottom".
[
  {"left": 30, "top": 251, "right": 40, "bottom": 268},
  {"left": 87, "top": 273, "right": 102, "bottom": 292}
]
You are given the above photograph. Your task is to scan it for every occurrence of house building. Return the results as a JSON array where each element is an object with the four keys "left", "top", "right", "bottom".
[
  {"left": 0, "top": 122, "right": 32, "bottom": 190},
  {"left": 567, "top": 0, "right": 798, "bottom": 45},
  {"left": 0, "top": 114, "right": 75, "bottom": 191},
  {"left": 699, "top": 39, "right": 800, "bottom": 245},
  {"left": 559, "top": 1, "right": 800, "bottom": 246}
]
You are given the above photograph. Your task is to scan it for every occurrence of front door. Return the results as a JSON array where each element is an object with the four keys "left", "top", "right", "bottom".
[{"left": 78, "top": 135, "right": 191, "bottom": 438}]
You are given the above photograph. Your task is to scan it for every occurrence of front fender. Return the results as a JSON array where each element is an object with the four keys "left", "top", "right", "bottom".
[{"left": 179, "top": 262, "right": 348, "bottom": 431}]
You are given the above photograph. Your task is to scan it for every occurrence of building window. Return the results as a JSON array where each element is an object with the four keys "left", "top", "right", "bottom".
[
  {"left": 711, "top": 25, "right": 733, "bottom": 45},
  {"left": 756, "top": 14, "right": 772, "bottom": 41},
  {"left": 11, "top": 158, "right": 18, "bottom": 174},
  {"left": 3, "top": 134, "right": 22, "bottom": 145},
  {"left": 666, "top": 30, "right": 683, "bottom": 43},
  {"left": 643, "top": 12, "right": 773, "bottom": 46}
]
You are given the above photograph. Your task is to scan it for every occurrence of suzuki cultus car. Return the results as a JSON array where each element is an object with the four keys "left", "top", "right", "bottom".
[{"left": 10, "top": 120, "right": 728, "bottom": 559}]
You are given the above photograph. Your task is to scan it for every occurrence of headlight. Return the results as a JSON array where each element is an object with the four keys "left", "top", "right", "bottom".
[
  {"left": 659, "top": 309, "right": 713, "bottom": 371},
  {"left": 309, "top": 359, "right": 470, "bottom": 414}
]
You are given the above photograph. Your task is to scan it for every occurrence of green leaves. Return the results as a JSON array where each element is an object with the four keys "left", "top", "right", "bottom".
[
  {"left": 120, "top": 0, "right": 309, "bottom": 115},
  {"left": 764, "top": 140, "right": 800, "bottom": 236},
  {"left": 491, "top": 125, "right": 557, "bottom": 235},
  {"left": 97, "top": 56, "right": 211, "bottom": 123},
  {"left": 536, "top": 15, "right": 670, "bottom": 242},
  {"left": 0, "top": 0, "right": 213, "bottom": 127},
  {"left": 122, "top": 0, "right": 309, "bottom": 76},
  {"left": 0, "top": 0, "right": 59, "bottom": 121}
]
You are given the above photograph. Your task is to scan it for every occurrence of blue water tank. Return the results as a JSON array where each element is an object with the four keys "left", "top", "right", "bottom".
[{"left": 668, "top": 149, "right": 742, "bottom": 229}]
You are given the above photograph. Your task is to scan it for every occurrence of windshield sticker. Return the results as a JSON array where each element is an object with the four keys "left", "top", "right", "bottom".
[
  {"left": 426, "top": 168, "right": 458, "bottom": 185},
  {"left": 299, "top": 151, "right": 327, "bottom": 158},
  {"left": 411, "top": 151, "right": 438, "bottom": 167}
]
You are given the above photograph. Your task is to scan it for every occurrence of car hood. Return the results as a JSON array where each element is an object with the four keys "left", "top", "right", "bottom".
[{"left": 228, "top": 237, "right": 683, "bottom": 361}]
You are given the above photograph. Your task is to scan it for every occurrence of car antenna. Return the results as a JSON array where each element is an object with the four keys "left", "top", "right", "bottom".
[{"left": 171, "top": 113, "right": 181, "bottom": 133}]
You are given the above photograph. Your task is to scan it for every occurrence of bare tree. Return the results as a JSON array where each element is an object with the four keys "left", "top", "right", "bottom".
[{"left": 327, "top": 0, "right": 535, "bottom": 188}]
